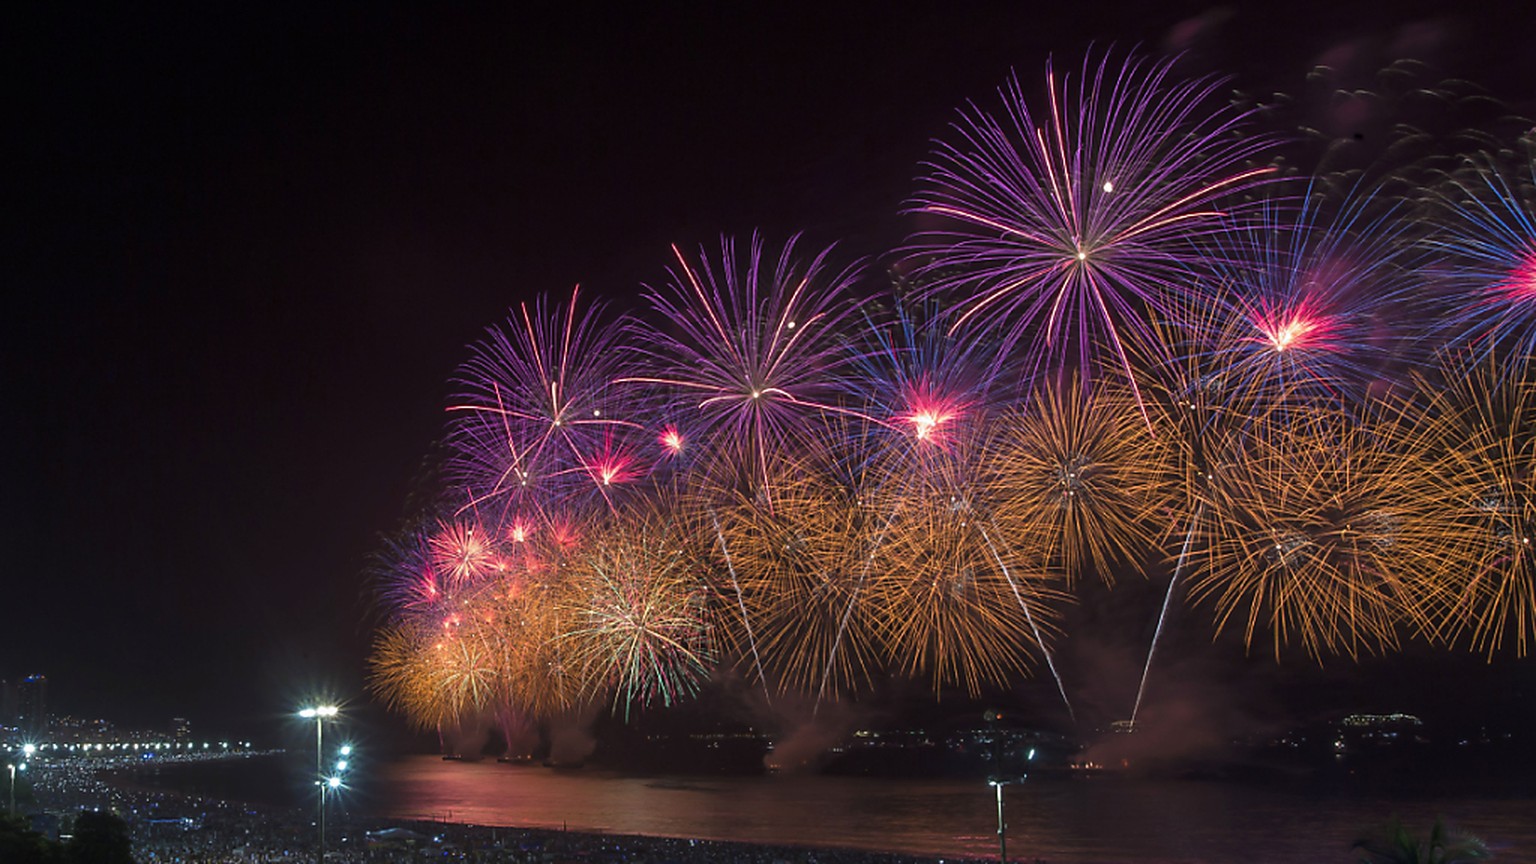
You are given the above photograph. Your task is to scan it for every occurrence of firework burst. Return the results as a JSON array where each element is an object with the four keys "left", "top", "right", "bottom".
[
  {"left": 1191, "top": 183, "right": 1426, "bottom": 412},
  {"left": 623, "top": 234, "right": 866, "bottom": 505},
  {"left": 1399, "top": 351, "right": 1536, "bottom": 656},
  {"left": 986, "top": 376, "right": 1168, "bottom": 586},
  {"left": 866, "top": 424, "right": 1064, "bottom": 697},
  {"left": 447, "top": 286, "right": 646, "bottom": 521},
  {"left": 849, "top": 295, "right": 1009, "bottom": 455},
  {"left": 907, "top": 49, "right": 1277, "bottom": 414},
  {"left": 716, "top": 456, "right": 891, "bottom": 700},
  {"left": 557, "top": 504, "right": 716, "bottom": 717},
  {"left": 1189, "top": 408, "right": 1444, "bottom": 660},
  {"left": 1428, "top": 144, "right": 1536, "bottom": 358}
]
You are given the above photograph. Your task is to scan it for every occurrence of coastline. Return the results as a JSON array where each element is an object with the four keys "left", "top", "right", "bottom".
[{"left": 45, "top": 751, "right": 1011, "bottom": 864}]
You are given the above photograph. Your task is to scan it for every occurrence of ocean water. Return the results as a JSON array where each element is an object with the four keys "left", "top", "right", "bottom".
[{"left": 137, "top": 754, "right": 1536, "bottom": 863}]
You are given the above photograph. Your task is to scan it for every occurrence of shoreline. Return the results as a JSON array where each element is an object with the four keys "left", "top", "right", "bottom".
[{"left": 40, "top": 751, "right": 1012, "bottom": 864}]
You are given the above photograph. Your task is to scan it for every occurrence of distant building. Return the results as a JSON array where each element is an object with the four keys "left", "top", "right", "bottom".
[
  {"left": 18, "top": 674, "right": 47, "bottom": 739},
  {"left": 1333, "top": 712, "right": 1428, "bottom": 753},
  {"left": 171, "top": 717, "right": 191, "bottom": 741}
]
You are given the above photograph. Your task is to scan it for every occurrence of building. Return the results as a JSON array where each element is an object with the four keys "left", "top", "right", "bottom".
[{"left": 18, "top": 674, "right": 48, "bottom": 739}]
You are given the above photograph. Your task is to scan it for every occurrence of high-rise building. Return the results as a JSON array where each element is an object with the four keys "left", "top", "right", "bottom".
[
  {"left": 171, "top": 717, "right": 191, "bottom": 741},
  {"left": 18, "top": 674, "right": 48, "bottom": 739},
  {"left": 0, "top": 678, "right": 14, "bottom": 729}
]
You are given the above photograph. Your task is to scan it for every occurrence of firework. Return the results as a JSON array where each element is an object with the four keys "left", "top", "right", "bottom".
[
  {"left": 865, "top": 423, "right": 1065, "bottom": 697},
  {"left": 1398, "top": 351, "right": 1536, "bottom": 656},
  {"left": 447, "top": 286, "right": 647, "bottom": 521},
  {"left": 1427, "top": 145, "right": 1536, "bottom": 358},
  {"left": 623, "top": 233, "right": 866, "bottom": 504},
  {"left": 372, "top": 524, "right": 452, "bottom": 624},
  {"left": 717, "top": 454, "right": 890, "bottom": 699},
  {"left": 556, "top": 503, "right": 716, "bottom": 717},
  {"left": 1190, "top": 182, "right": 1427, "bottom": 411},
  {"left": 851, "top": 293, "right": 1012, "bottom": 439},
  {"left": 907, "top": 50, "right": 1277, "bottom": 413},
  {"left": 429, "top": 517, "right": 503, "bottom": 587},
  {"left": 1188, "top": 407, "right": 1445, "bottom": 660},
  {"left": 367, "top": 623, "right": 452, "bottom": 731},
  {"left": 363, "top": 52, "right": 1536, "bottom": 741},
  {"left": 985, "top": 376, "right": 1168, "bottom": 586}
]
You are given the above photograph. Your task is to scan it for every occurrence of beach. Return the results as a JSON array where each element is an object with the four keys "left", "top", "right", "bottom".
[{"left": 26, "top": 752, "right": 1012, "bottom": 864}]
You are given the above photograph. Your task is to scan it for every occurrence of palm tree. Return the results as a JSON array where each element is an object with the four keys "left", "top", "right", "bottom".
[{"left": 1354, "top": 816, "right": 1490, "bottom": 864}]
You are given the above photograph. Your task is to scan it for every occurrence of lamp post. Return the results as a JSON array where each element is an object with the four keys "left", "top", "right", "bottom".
[
  {"left": 299, "top": 705, "right": 339, "bottom": 862},
  {"left": 984, "top": 711, "right": 1035, "bottom": 864},
  {"left": 7, "top": 762, "right": 22, "bottom": 817},
  {"left": 989, "top": 777, "right": 1010, "bottom": 864}
]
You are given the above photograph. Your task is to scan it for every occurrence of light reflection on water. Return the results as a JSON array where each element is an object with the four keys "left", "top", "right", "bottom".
[{"left": 363, "top": 756, "right": 1536, "bottom": 863}]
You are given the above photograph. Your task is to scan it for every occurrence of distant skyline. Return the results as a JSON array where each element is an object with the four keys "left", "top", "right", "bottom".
[{"left": 8, "top": 2, "right": 1534, "bottom": 742}]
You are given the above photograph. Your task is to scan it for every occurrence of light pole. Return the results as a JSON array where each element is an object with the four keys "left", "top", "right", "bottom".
[
  {"left": 990, "top": 778, "right": 1009, "bottom": 864},
  {"left": 984, "top": 712, "right": 1035, "bottom": 864},
  {"left": 299, "top": 705, "right": 338, "bottom": 862},
  {"left": 7, "top": 762, "right": 22, "bottom": 817}
]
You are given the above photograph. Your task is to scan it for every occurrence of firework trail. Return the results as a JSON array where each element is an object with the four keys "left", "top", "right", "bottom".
[
  {"left": 707, "top": 507, "right": 773, "bottom": 706},
  {"left": 907, "top": 49, "right": 1277, "bottom": 418},
  {"left": 1123, "top": 298, "right": 1258, "bottom": 726},
  {"left": 978, "top": 525, "right": 1073, "bottom": 721}
]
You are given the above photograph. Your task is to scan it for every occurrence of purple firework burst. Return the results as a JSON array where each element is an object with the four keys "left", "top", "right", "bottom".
[
  {"left": 622, "top": 233, "right": 866, "bottom": 504},
  {"left": 907, "top": 49, "right": 1279, "bottom": 419},
  {"left": 446, "top": 286, "right": 647, "bottom": 523}
]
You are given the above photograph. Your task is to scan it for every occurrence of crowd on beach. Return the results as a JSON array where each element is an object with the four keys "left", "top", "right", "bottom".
[{"left": 21, "top": 753, "right": 1022, "bottom": 864}]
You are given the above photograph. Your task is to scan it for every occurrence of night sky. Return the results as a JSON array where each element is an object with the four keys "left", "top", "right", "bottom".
[{"left": 8, "top": 3, "right": 1535, "bottom": 743}]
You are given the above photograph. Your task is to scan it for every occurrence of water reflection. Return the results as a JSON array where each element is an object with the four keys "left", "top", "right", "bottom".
[{"left": 360, "top": 757, "right": 1535, "bottom": 863}]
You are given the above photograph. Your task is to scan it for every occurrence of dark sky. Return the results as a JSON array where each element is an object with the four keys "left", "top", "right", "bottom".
[{"left": 7, "top": 3, "right": 1534, "bottom": 742}]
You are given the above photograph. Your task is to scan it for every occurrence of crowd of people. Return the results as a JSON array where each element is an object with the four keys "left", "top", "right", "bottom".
[{"left": 20, "top": 753, "right": 1012, "bottom": 864}]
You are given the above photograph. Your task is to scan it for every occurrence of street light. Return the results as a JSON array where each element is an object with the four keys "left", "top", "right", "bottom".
[
  {"left": 299, "top": 705, "right": 339, "bottom": 862},
  {"left": 984, "top": 712, "right": 1036, "bottom": 864},
  {"left": 7, "top": 761, "right": 26, "bottom": 817},
  {"left": 989, "top": 777, "right": 1009, "bottom": 864}
]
